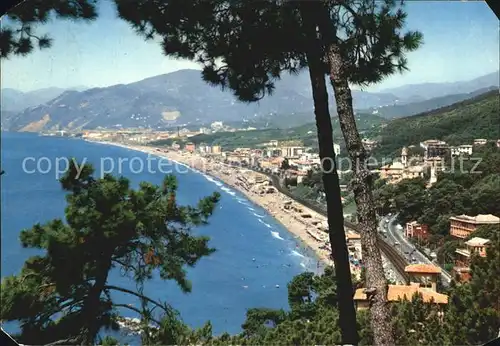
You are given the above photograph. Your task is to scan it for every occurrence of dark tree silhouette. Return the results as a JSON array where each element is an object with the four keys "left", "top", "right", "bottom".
[
  {"left": 114, "top": 1, "right": 422, "bottom": 344},
  {"left": 0, "top": 0, "right": 98, "bottom": 59},
  {"left": 1, "top": 161, "right": 220, "bottom": 344}
]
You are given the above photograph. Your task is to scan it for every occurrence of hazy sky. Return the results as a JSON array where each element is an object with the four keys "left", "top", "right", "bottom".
[{"left": 1, "top": 0, "right": 498, "bottom": 92}]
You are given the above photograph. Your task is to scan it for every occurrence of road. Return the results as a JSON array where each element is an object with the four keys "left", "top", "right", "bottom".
[{"left": 380, "top": 214, "right": 451, "bottom": 286}]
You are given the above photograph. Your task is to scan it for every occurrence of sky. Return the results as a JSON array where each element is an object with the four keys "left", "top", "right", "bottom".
[{"left": 1, "top": 0, "right": 499, "bottom": 92}]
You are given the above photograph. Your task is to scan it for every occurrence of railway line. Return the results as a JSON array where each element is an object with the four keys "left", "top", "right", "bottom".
[{"left": 259, "top": 170, "right": 411, "bottom": 281}]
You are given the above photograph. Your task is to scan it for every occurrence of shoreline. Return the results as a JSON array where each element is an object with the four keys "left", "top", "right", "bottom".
[{"left": 87, "top": 140, "right": 363, "bottom": 277}]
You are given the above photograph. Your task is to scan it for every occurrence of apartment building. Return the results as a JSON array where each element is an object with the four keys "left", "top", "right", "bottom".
[
  {"left": 453, "top": 237, "right": 490, "bottom": 282},
  {"left": 420, "top": 140, "right": 449, "bottom": 161},
  {"left": 280, "top": 146, "right": 306, "bottom": 158},
  {"left": 449, "top": 214, "right": 500, "bottom": 239},
  {"left": 450, "top": 144, "right": 473, "bottom": 157},
  {"left": 333, "top": 143, "right": 341, "bottom": 156},
  {"left": 185, "top": 142, "right": 196, "bottom": 152},
  {"left": 405, "top": 221, "right": 429, "bottom": 242},
  {"left": 354, "top": 284, "right": 448, "bottom": 311},
  {"left": 405, "top": 264, "right": 442, "bottom": 292},
  {"left": 473, "top": 138, "right": 488, "bottom": 146}
]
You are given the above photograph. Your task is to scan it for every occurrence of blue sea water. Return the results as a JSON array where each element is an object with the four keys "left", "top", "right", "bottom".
[{"left": 0, "top": 132, "right": 318, "bottom": 341}]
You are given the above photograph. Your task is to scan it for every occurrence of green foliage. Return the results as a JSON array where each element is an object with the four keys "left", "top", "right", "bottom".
[
  {"left": 375, "top": 144, "right": 500, "bottom": 251},
  {"left": 443, "top": 234, "right": 500, "bottom": 345},
  {"left": 150, "top": 115, "right": 384, "bottom": 151},
  {"left": 1, "top": 160, "right": 220, "bottom": 344},
  {"left": 374, "top": 91, "right": 500, "bottom": 158},
  {"left": 1, "top": 0, "right": 98, "bottom": 58},
  {"left": 391, "top": 294, "right": 447, "bottom": 345}
]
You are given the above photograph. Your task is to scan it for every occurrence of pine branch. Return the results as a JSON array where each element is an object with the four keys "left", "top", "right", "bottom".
[
  {"left": 113, "top": 304, "right": 161, "bottom": 325},
  {"left": 104, "top": 285, "right": 167, "bottom": 310}
]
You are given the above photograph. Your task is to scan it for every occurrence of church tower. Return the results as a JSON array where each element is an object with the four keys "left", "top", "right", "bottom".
[{"left": 401, "top": 146, "right": 408, "bottom": 168}]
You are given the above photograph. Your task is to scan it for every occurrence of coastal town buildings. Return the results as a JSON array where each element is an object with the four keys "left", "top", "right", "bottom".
[
  {"left": 212, "top": 145, "right": 222, "bottom": 154},
  {"left": 353, "top": 284, "right": 448, "bottom": 311},
  {"left": 185, "top": 142, "right": 196, "bottom": 152},
  {"left": 450, "top": 144, "right": 473, "bottom": 157},
  {"left": 405, "top": 221, "right": 429, "bottom": 243},
  {"left": 378, "top": 147, "right": 425, "bottom": 184},
  {"left": 210, "top": 121, "right": 224, "bottom": 131},
  {"left": 473, "top": 138, "right": 488, "bottom": 146},
  {"left": 404, "top": 263, "right": 442, "bottom": 291},
  {"left": 199, "top": 127, "right": 212, "bottom": 134},
  {"left": 333, "top": 143, "right": 341, "bottom": 156},
  {"left": 420, "top": 139, "right": 448, "bottom": 172},
  {"left": 449, "top": 214, "right": 500, "bottom": 239},
  {"left": 280, "top": 146, "right": 307, "bottom": 158},
  {"left": 453, "top": 237, "right": 491, "bottom": 282}
]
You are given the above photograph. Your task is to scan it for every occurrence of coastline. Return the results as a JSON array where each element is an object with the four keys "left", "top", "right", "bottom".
[{"left": 87, "top": 140, "right": 363, "bottom": 277}]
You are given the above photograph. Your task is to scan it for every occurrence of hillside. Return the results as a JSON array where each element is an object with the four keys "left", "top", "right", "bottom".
[
  {"left": 1, "top": 86, "right": 87, "bottom": 112},
  {"left": 368, "top": 86, "right": 498, "bottom": 119},
  {"left": 374, "top": 89, "right": 500, "bottom": 157},
  {"left": 3, "top": 70, "right": 498, "bottom": 132},
  {"left": 1, "top": 69, "right": 401, "bottom": 132},
  {"left": 379, "top": 71, "right": 499, "bottom": 100},
  {"left": 152, "top": 113, "right": 386, "bottom": 150}
]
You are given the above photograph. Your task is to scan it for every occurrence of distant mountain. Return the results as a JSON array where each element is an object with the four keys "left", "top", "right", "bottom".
[
  {"left": 3, "top": 69, "right": 498, "bottom": 133},
  {"left": 1, "top": 69, "right": 401, "bottom": 132},
  {"left": 374, "top": 90, "right": 500, "bottom": 157},
  {"left": 1, "top": 86, "right": 88, "bottom": 112},
  {"left": 380, "top": 71, "right": 499, "bottom": 101},
  {"left": 368, "top": 86, "right": 499, "bottom": 119}
]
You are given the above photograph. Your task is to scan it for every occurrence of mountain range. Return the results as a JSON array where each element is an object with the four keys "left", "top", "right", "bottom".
[
  {"left": 1, "top": 69, "right": 498, "bottom": 132},
  {"left": 1, "top": 86, "right": 88, "bottom": 112}
]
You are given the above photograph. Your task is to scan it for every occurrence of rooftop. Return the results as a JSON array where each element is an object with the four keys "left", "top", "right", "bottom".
[
  {"left": 455, "top": 248, "right": 471, "bottom": 258},
  {"left": 346, "top": 232, "right": 361, "bottom": 240},
  {"left": 465, "top": 237, "right": 491, "bottom": 247},
  {"left": 381, "top": 161, "right": 405, "bottom": 170},
  {"left": 354, "top": 285, "right": 448, "bottom": 304},
  {"left": 450, "top": 214, "right": 500, "bottom": 224},
  {"left": 404, "top": 263, "right": 442, "bottom": 274}
]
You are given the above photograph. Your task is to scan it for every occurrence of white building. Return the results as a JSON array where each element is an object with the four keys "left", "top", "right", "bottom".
[
  {"left": 333, "top": 143, "right": 341, "bottom": 157},
  {"left": 451, "top": 145, "right": 473, "bottom": 157},
  {"left": 210, "top": 121, "right": 224, "bottom": 131},
  {"left": 199, "top": 127, "right": 212, "bottom": 134}
]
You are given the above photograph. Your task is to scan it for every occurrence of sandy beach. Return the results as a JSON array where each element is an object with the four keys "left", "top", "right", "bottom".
[{"left": 91, "top": 140, "right": 365, "bottom": 277}]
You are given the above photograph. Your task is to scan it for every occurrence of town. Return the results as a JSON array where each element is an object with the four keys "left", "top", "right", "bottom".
[{"left": 62, "top": 123, "right": 500, "bottom": 316}]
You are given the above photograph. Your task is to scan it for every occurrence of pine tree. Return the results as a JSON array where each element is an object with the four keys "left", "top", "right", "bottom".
[
  {"left": 115, "top": 1, "right": 422, "bottom": 343},
  {"left": 1, "top": 0, "right": 99, "bottom": 59},
  {"left": 0, "top": 160, "right": 220, "bottom": 344}
]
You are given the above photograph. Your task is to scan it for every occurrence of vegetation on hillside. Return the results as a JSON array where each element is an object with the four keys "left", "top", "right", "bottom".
[
  {"left": 3, "top": 162, "right": 500, "bottom": 345},
  {"left": 156, "top": 238, "right": 499, "bottom": 346},
  {"left": 150, "top": 114, "right": 385, "bottom": 151},
  {"left": 372, "top": 90, "right": 500, "bottom": 157},
  {"left": 373, "top": 143, "right": 500, "bottom": 265}
]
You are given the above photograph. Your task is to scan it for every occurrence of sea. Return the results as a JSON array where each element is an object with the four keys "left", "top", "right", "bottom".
[{"left": 0, "top": 132, "right": 319, "bottom": 343}]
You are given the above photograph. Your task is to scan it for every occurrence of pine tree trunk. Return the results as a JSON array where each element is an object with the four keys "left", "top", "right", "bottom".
[
  {"left": 326, "top": 44, "right": 395, "bottom": 346},
  {"left": 79, "top": 261, "right": 112, "bottom": 345},
  {"left": 299, "top": 4, "right": 359, "bottom": 345}
]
